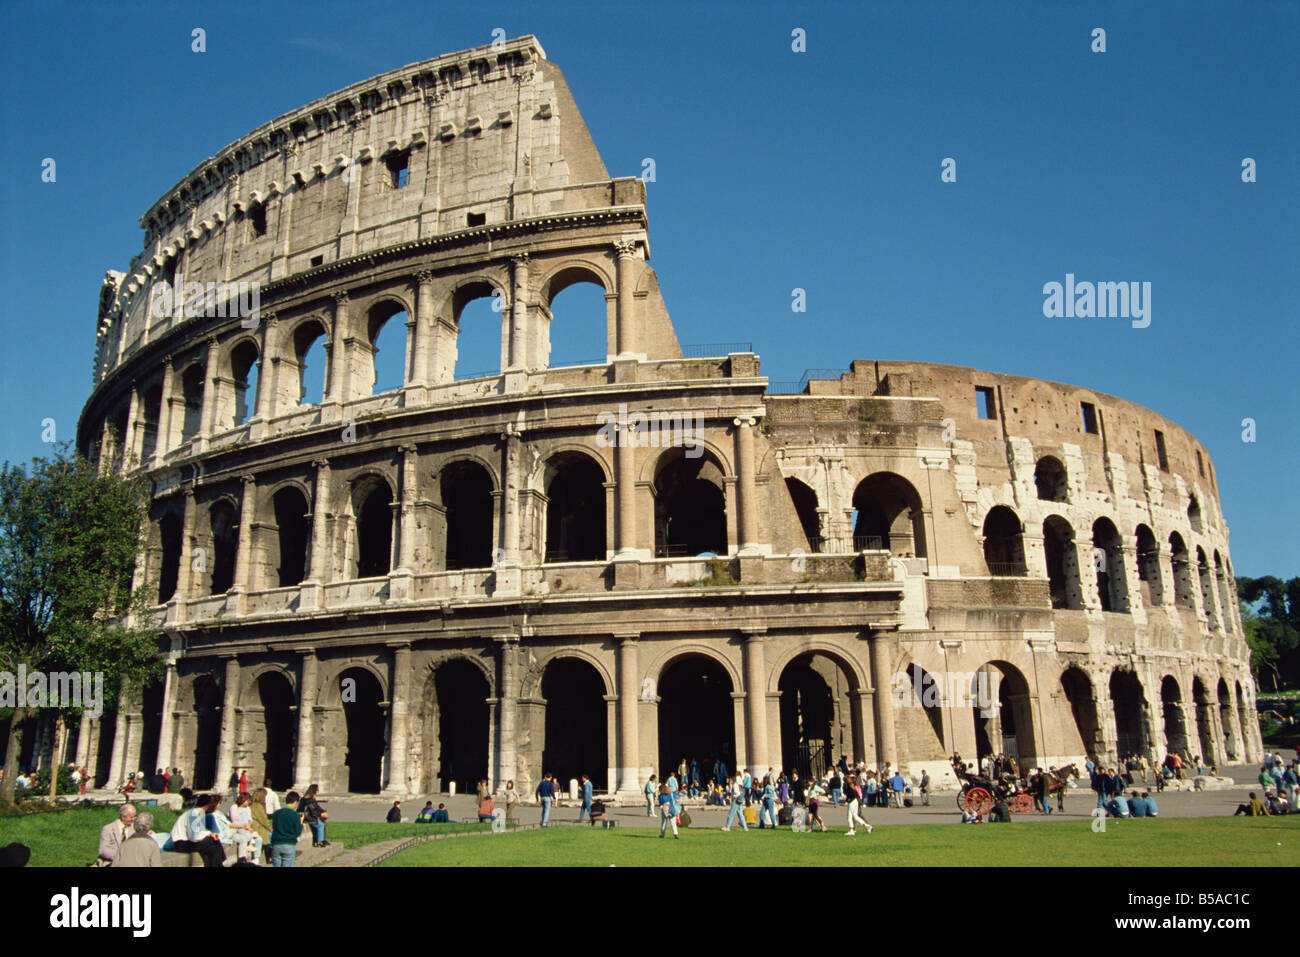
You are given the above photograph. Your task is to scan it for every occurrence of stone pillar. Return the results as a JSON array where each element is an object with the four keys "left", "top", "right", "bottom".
[
  {"left": 500, "top": 425, "right": 520, "bottom": 564},
  {"left": 154, "top": 357, "right": 175, "bottom": 467},
  {"left": 301, "top": 459, "right": 331, "bottom": 610},
  {"left": 75, "top": 714, "right": 93, "bottom": 769},
  {"left": 122, "top": 384, "right": 140, "bottom": 468},
  {"left": 106, "top": 688, "right": 129, "bottom": 788},
  {"left": 154, "top": 655, "right": 180, "bottom": 773},
  {"left": 234, "top": 474, "right": 257, "bottom": 594},
  {"left": 616, "top": 635, "right": 641, "bottom": 797},
  {"left": 294, "top": 651, "right": 318, "bottom": 789},
  {"left": 870, "top": 632, "right": 899, "bottom": 766},
  {"left": 396, "top": 445, "right": 418, "bottom": 571},
  {"left": 508, "top": 253, "right": 529, "bottom": 370},
  {"left": 615, "top": 428, "right": 637, "bottom": 557},
  {"left": 252, "top": 314, "right": 278, "bottom": 424},
  {"left": 614, "top": 240, "right": 639, "bottom": 357},
  {"left": 733, "top": 416, "right": 759, "bottom": 554},
  {"left": 214, "top": 656, "right": 240, "bottom": 793},
  {"left": 323, "top": 291, "right": 349, "bottom": 415},
  {"left": 173, "top": 487, "right": 198, "bottom": 611},
  {"left": 384, "top": 643, "right": 411, "bottom": 795},
  {"left": 197, "top": 335, "right": 220, "bottom": 449},
  {"left": 409, "top": 271, "right": 435, "bottom": 389},
  {"left": 742, "top": 630, "right": 770, "bottom": 773},
  {"left": 494, "top": 636, "right": 519, "bottom": 794}
]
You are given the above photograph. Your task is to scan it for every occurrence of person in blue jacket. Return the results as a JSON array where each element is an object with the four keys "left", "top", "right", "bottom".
[{"left": 578, "top": 774, "right": 593, "bottom": 822}]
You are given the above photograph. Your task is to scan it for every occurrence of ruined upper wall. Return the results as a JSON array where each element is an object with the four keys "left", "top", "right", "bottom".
[{"left": 96, "top": 36, "right": 633, "bottom": 378}]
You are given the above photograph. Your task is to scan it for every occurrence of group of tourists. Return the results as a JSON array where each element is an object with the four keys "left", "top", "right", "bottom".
[{"left": 94, "top": 783, "right": 329, "bottom": 867}]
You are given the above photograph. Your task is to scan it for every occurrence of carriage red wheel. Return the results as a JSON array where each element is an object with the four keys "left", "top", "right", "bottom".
[
  {"left": 964, "top": 787, "right": 993, "bottom": 815},
  {"left": 1010, "top": 793, "right": 1034, "bottom": 814}
]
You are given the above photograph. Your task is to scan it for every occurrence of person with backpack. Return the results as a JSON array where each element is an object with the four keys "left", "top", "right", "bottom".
[
  {"left": 297, "top": 784, "right": 329, "bottom": 847},
  {"left": 658, "top": 783, "right": 679, "bottom": 838}
]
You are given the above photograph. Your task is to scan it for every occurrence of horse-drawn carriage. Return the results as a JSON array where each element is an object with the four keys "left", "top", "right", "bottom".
[{"left": 953, "top": 762, "right": 1078, "bottom": 815}]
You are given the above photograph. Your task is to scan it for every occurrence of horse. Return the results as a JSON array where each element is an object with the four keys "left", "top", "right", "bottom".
[{"left": 1044, "top": 763, "right": 1079, "bottom": 809}]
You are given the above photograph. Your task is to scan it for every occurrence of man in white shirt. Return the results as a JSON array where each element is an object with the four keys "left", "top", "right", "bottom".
[{"left": 170, "top": 793, "right": 226, "bottom": 867}]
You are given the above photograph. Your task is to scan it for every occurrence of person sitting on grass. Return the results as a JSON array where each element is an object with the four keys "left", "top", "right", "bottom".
[
  {"left": 431, "top": 803, "right": 450, "bottom": 823},
  {"left": 589, "top": 799, "right": 607, "bottom": 824},
  {"left": 1129, "top": 790, "right": 1148, "bottom": 818},
  {"left": 416, "top": 801, "right": 436, "bottom": 823},
  {"left": 1106, "top": 791, "right": 1130, "bottom": 818},
  {"left": 1233, "top": 792, "right": 1270, "bottom": 817},
  {"left": 478, "top": 793, "right": 495, "bottom": 823},
  {"left": 386, "top": 800, "right": 403, "bottom": 823}
]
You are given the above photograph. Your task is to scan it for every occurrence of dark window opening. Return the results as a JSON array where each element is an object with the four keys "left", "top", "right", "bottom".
[
  {"left": 310, "top": 255, "right": 324, "bottom": 267},
  {"left": 209, "top": 500, "right": 239, "bottom": 595},
  {"left": 1196, "top": 450, "right": 1204, "bottom": 477},
  {"left": 355, "top": 483, "right": 394, "bottom": 578},
  {"left": 1034, "top": 456, "right": 1068, "bottom": 503},
  {"left": 250, "top": 204, "right": 267, "bottom": 238},
  {"left": 1154, "top": 430, "right": 1169, "bottom": 471},
  {"left": 1092, "top": 517, "right": 1128, "bottom": 613},
  {"left": 340, "top": 668, "right": 385, "bottom": 793},
  {"left": 231, "top": 340, "right": 260, "bottom": 427},
  {"left": 158, "top": 513, "right": 182, "bottom": 603},
  {"left": 851, "top": 472, "right": 926, "bottom": 558},
  {"left": 544, "top": 454, "right": 606, "bottom": 562},
  {"left": 387, "top": 151, "right": 410, "bottom": 188},
  {"left": 1081, "top": 402, "right": 1099, "bottom": 435},
  {"left": 1188, "top": 494, "right": 1203, "bottom": 533},
  {"left": 1043, "top": 516, "right": 1081, "bottom": 610},
  {"left": 541, "top": 659, "right": 608, "bottom": 791},
  {"left": 257, "top": 673, "right": 296, "bottom": 791},
  {"left": 976, "top": 386, "right": 996, "bottom": 420},
  {"left": 441, "top": 462, "right": 494, "bottom": 569},
  {"left": 654, "top": 451, "right": 727, "bottom": 557},
  {"left": 272, "top": 487, "right": 310, "bottom": 587},
  {"left": 180, "top": 363, "right": 205, "bottom": 443},
  {"left": 466, "top": 211, "right": 486, "bottom": 227},
  {"left": 785, "top": 478, "right": 821, "bottom": 552},
  {"left": 982, "top": 506, "right": 1026, "bottom": 576}
]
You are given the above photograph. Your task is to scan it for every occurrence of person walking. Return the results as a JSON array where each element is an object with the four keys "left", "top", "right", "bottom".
[
  {"left": 504, "top": 780, "right": 519, "bottom": 826},
  {"left": 578, "top": 774, "right": 593, "bottom": 822},
  {"left": 536, "top": 774, "right": 556, "bottom": 826},
  {"left": 658, "top": 783, "right": 679, "bottom": 838},
  {"left": 919, "top": 770, "right": 930, "bottom": 806},
  {"left": 644, "top": 774, "right": 658, "bottom": 816},
  {"left": 829, "top": 770, "right": 842, "bottom": 807},
  {"left": 844, "top": 774, "right": 873, "bottom": 836},
  {"left": 721, "top": 776, "right": 748, "bottom": 831},
  {"left": 759, "top": 777, "right": 777, "bottom": 828}
]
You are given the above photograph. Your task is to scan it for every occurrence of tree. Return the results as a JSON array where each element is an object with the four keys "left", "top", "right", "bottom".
[
  {"left": 1238, "top": 575, "right": 1300, "bottom": 690},
  {"left": 0, "top": 444, "right": 162, "bottom": 808}
]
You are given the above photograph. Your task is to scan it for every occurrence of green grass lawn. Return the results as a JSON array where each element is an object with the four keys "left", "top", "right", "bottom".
[
  {"left": 0, "top": 805, "right": 493, "bottom": 866},
  {"left": 379, "top": 816, "right": 1300, "bottom": 867}
]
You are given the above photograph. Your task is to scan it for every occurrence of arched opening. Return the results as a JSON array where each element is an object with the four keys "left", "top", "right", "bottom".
[
  {"left": 851, "top": 472, "right": 926, "bottom": 558},
  {"left": 657, "top": 655, "right": 735, "bottom": 777},
  {"left": 452, "top": 282, "right": 502, "bottom": 380},
  {"left": 366, "top": 300, "right": 410, "bottom": 395},
  {"left": 971, "top": 661, "right": 1037, "bottom": 766},
  {"left": 1109, "top": 670, "right": 1150, "bottom": 760},
  {"left": 896, "top": 663, "right": 945, "bottom": 761},
  {"left": 544, "top": 452, "right": 606, "bottom": 562},
  {"left": 1160, "top": 676, "right": 1188, "bottom": 759},
  {"left": 157, "top": 512, "right": 182, "bottom": 603},
  {"left": 785, "top": 478, "right": 821, "bottom": 552},
  {"left": 1091, "top": 517, "right": 1128, "bottom": 613},
  {"left": 653, "top": 449, "right": 726, "bottom": 557},
  {"left": 1217, "top": 677, "right": 1238, "bottom": 761},
  {"left": 140, "top": 384, "right": 163, "bottom": 461},
  {"left": 541, "top": 658, "right": 608, "bottom": 791},
  {"left": 353, "top": 479, "right": 394, "bottom": 578},
  {"left": 230, "top": 340, "right": 260, "bottom": 426},
  {"left": 1196, "top": 547, "right": 1218, "bottom": 627},
  {"left": 1188, "top": 494, "right": 1203, "bottom": 533},
  {"left": 1169, "top": 533, "right": 1194, "bottom": 608},
  {"left": 1135, "top": 524, "right": 1163, "bottom": 606},
  {"left": 271, "top": 486, "right": 310, "bottom": 587},
  {"left": 1034, "top": 455, "right": 1068, "bottom": 502},
  {"left": 440, "top": 461, "right": 494, "bottom": 569},
  {"left": 293, "top": 321, "right": 329, "bottom": 406},
  {"left": 982, "top": 505, "right": 1026, "bottom": 575},
  {"left": 778, "top": 653, "right": 859, "bottom": 779},
  {"left": 179, "top": 363, "right": 205, "bottom": 443},
  {"left": 138, "top": 680, "right": 164, "bottom": 778},
  {"left": 427, "top": 659, "right": 489, "bottom": 794},
  {"left": 1060, "top": 666, "right": 1100, "bottom": 761},
  {"left": 1192, "top": 677, "right": 1216, "bottom": 765},
  {"left": 339, "top": 668, "right": 385, "bottom": 794},
  {"left": 545, "top": 273, "right": 608, "bottom": 367},
  {"left": 257, "top": 672, "right": 295, "bottom": 790},
  {"left": 1043, "top": 516, "right": 1082, "bottom": 610},
  {"left": 208, "top": 500, "right": 239, "bottom": 595},
  {"left": 1214, "top": 552, "right": 1232, "bottom": 632},
  {"left": 192, "top": 674, "right": 222, "bottom": 790}
]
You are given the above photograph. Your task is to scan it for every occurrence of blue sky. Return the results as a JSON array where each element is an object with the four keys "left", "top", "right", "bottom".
[{"left": 0, "top": 0, "right": 1295, "bottom": 577}]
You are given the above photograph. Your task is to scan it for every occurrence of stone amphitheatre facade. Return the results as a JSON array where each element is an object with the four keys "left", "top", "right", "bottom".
[{"left": 75, "top": 36, "right": 1260, "bottom": 800}]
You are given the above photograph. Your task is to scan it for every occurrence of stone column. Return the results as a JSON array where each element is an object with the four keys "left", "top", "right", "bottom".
[
  {"left": 301, "top": 459, "right": 331, "bottom": 611},
  {"left": 494, "top": 636, "right": 519, "bottom": 793},
  {"left": 75, "top": 714, "right": 93, "bottom": 769},
  {"left": 253, "top": 314, "right": 278, "bottom": 424},
  {"left": 173, "top": 487, "right": 198, "bottom": 611},
  {"left": 198, "top": 335, "right": 220, "bottom": 449},
  {"left": 500, "top": 426, "right": 520, "bottom": 564},
  {"left": 616, "top": 635, "right": 641, "bottom": 797},
  {"left": 154, "top": 357, "right": 175, "bottom": 467},
  {"left": 106, "top": 688, "right": 130, "bottom": 788},
  {"left": 293, "top": 651, "right": 318, "bottom": 789},
  {"left": 214, "top": 656, "right": 240, "bottom": 793},
  {"left": 122, "top": 384, "right": 140, "bottom": 468},
  {"left": 235, "top": 474, "right": 257, "bottom": 594},
  {"left": 508, "top": 253, "right": 529, "bottom": 370},
  {"left": 615, "top": 428, "right": 637, "bottom": 557},
  {"left": 384, "top": 643, "right": 411, "bottom": 795},
  {"left": 154, "top": 654, "right": 180, "bottom": 773},
  {"left": 323, "top": 291, "right": 349, "bottom": 416},
  {"left": 409, "top": 271, "right": 435, "bottom": 388},
  {"left": 396, "top": 445, "right": 418, "bottom": 570},
  {"left": 742, "top": 630, "right": 770, "bottom": 773},
  {"left": 614, "top": 240, "right": 639, "bottom": 357},
  {"left": 733, "top": 416, "right": 759, "bottom": 554},
  {"left": 870, "top": 632, "right": 899, "bottom": 766}
]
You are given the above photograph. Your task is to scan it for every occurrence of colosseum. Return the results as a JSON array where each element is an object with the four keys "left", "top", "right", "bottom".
[{"left": 76, "top": 35, "right": 1261, "bottom": 800}]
